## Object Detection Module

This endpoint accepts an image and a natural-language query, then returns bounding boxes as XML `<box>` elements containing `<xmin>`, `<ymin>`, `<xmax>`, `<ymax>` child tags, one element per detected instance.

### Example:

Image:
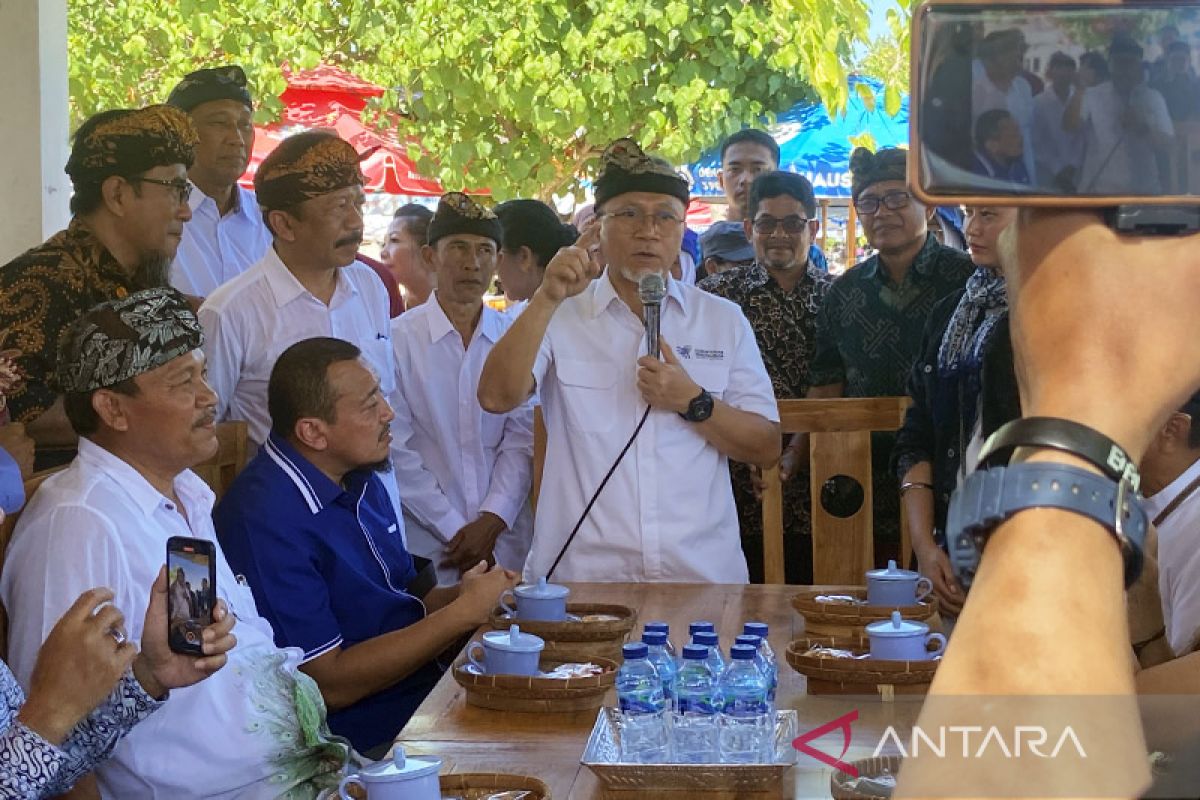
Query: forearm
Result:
<box><xmin>421</xmin><ymin>584</ymin><xmax>461</xmax><ymax>613</ymax></box>
<box><xmin>300</xmin><ymin>602</ymin><xmax>479</xmax><ymax>710</ymax></box>
<box><xmin>478</xmin><ymin>292</ymin><xmax>557</xmax><ymax>413</ymax></box>
<box><xmin>899</xmin><ymin>461</ymin><xmax>937</xmax><ymax>552</ymax></box>
<box><xmin>24</xmin><ymin>399</ymin><xmax>77</xmax><ymax>450</ymax></box>
<box><xmin>1137</xmin><ymin>650</ymin><xmax>1200</xmax><ymax>694</ymax></box>
<box><xmin>695</xmin><ymin>403</ymin><xmax>780</xmax><ymax>468</ymax></box>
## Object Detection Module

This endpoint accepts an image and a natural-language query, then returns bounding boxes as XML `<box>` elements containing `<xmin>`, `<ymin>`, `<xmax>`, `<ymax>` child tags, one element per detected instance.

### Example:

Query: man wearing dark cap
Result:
<box><xmin>1</xmin><ymin>287</ymin><xmax>348</xmax><ymax>797</ymax></box>
<box><xmin>479</xmin><ymin>138</ymin><xmax>780</xmax><ymax>583</ymax></box>
<box><xmin>0</xmin><ymin>105</ymin><xmax>197</xmax><ymax>468</ymax></box>
<box><xmin>198</xmin><ymin>129</ymin><xmax>406</xmax><ymax>513</ymax></box>
<box><xmin>166</xmin><ymin>65</ymin><xmax>271</xmax><ymax>299</ymax></box>
<box><xmin>699</xmin><ymin>171</ymin><xmax>833</xmax><ymax>583</ymax></box>
<box><xmin>699</xmin><ymin>221</ymin><xmax>755</xmax><ymax>276</ymax></box>
<box><xmin>807</xmin><ymin>147</ymin><xmax>972</xmax><ymax>561</ymax></box>
<box><xmin>390</xmin><ymin>193</ymin><xmax>535</xmax><ymax>584</ymax></box>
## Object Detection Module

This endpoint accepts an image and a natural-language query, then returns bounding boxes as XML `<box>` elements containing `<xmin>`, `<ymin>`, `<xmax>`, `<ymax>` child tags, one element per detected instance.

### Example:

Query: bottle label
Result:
<box><xmin>677</xmin><ymin>697</ymin><xmax>716</xmax><ymax>714</ymax></box>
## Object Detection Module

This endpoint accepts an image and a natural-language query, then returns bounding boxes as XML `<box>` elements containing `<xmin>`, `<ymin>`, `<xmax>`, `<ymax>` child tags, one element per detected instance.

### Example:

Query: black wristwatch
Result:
<box><xmin>679</xmin><ymin>389</ymin><xmax>714</xmax><ymax>422</ymax></box>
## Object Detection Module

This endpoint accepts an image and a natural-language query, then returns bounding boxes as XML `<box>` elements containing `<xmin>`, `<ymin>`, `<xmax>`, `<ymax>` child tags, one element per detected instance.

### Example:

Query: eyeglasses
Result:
<box><xmin>129</xmin><ymin>176</ymin><xmax>191</xmax><ymax>205</ymax></box>
<box><xmin>752</xmin><ymin>215</ymin><xmax>810</xmax><ymax>234</ymax></box>
<box><xmin>602</xmin><ymin>208</ymin><xmax>685</xmax><ymax>231</ymax></box>
<box><xmin>853</xmin><ymin>190</ymin><xmax>912</xmax><ymax>215</ymax></box>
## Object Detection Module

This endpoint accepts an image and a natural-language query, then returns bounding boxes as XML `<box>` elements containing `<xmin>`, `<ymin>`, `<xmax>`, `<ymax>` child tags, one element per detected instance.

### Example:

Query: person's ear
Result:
<box><xmin>743</xmin><ymin>217</ymin><xmax>754</xmax><ymax>242</ymax></box>
<box><xmin>420</xmin><ymin>243</ymin><xmax>437</xmax><ymax>270</ymax></box>
<box><xmin>101</xmin><ymin>175</ymin><xmax>131</xmax><ymax>218</ymax></box>
<box><xmin>293</xmin><ymin>417</ymin><xmax>329</xmax><ymax>452</ymax></box>
<box><xmin>267</xmin><ymin>209</ymin><xmax>298</xmax><ymax>243</ymax></box>
<box><xmin>518</xmin><ymin>245</ymin><xmax>537</xmax><ymax>274</ymax></box>
<box><xmin>92</xmin><ymin>389</ymin><xmax>132</xmax><ymax>433</ymax></box>
<box><xmin>1160</xmin><ymin>412</ymin><xmax>1193</xmax><ymax>452</ymax></box>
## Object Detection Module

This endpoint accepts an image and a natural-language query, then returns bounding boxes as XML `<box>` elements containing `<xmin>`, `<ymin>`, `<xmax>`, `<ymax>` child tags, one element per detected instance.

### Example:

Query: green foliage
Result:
<box><xmin>855</xmin><ymin>1</ymin><xmax>911</xmax><ymax>111</ymax></box>
<box><xmin>70</xmin><ymin>0</ymin><xmax>896</xmax><ymax>199</ymax></box>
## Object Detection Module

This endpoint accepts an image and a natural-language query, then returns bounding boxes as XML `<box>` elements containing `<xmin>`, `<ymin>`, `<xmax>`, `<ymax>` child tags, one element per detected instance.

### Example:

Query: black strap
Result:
<box><xmin>979</xmin><ymin>417</ymin><xmax>1141</xmax><ymax>492</ymax></box>
<box><xmin>546</xmin><ymin>406</ymin><xmax>652</xmax><ymax>581</ymax></box>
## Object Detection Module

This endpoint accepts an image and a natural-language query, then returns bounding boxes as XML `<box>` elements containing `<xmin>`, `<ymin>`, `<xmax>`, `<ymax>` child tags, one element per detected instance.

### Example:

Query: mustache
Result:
<box><xmin>193</xmin><ymin>408</ymin><xmax>217</xmax><ymax>429</ymax></box>
<box><xmin>336</xmin><ymin>232</ymin><xmax>363</xmax><ymax>249</ymax></box>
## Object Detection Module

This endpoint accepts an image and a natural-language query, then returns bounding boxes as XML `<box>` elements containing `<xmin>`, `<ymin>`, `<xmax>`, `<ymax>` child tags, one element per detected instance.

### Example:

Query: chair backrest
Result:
<box><xmin>0</xmin><ymin>468</ymin><xmax>63</xmax><ymax>661</ymax></box>
<box><xmin>760</xmin><ymin>397</ymin><xmax>910</xmax><ymax>585</ymax></box>
<box><xmin>192</xmin><ymin>421</ymin><xmax>249</xmax><ymax>502</ymax></box>
<box><xmin>532</xmin><ymin>407</ymin><xmax>547</xmax><ymax>513</ymax></box>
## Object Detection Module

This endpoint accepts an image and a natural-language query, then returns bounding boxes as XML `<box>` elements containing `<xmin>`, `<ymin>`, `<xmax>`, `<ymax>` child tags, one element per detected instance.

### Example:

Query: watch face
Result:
<box><xmin>687</xmin><ymin>390</ymin><xmax>714</xmax><ymax>422</ymax></box>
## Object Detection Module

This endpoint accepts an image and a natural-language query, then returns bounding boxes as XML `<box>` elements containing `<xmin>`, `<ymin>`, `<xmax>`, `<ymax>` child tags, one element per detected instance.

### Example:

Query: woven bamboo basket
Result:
<box><xmin>786</xmin><ymin>636</ymin><xmax>937</xmax><ymax>696</ymax></box>
<box><xmin>488</xmin><ymin>603</ymin><xmax>636</xmax><ymax>664</ymax></box>
<box><xmin>829</xmin><ymin>755</ymin><xmax>903</xmax><ymax>800</ymax></box>
<box><xmin>452</xmin><ymin>655</ymin><xmax>616</xmax><ymax>713</ymax></box>
<box><xmin>439</xmin><ymin>772</ymin><xmax>551</xmax><ymax>799</ymax></box>
<box><xmin>792</xmin><ymin>589</ymin><xmax>940</xmax><ymax>639</ymax></box>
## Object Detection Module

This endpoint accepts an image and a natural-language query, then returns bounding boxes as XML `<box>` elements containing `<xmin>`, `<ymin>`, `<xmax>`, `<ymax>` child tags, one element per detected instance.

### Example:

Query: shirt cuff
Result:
<box><xmin>114</xmin><ymin>669</ymin><xmax>167</xmax><ymax>724</ymax></box>
<box><xmin>480</xmin><ymin>494</ymin><xmax>520</xmax><ymax>531</ymax></box>
<box><xmin>0</xmin><ymin>722</ymin><xmax>66</xmax><ymax>796</ymax></box>
<box><xmin>433</xmin><ymin>507</ymin><xmax>470</xmax><ymax>544</ymax></box>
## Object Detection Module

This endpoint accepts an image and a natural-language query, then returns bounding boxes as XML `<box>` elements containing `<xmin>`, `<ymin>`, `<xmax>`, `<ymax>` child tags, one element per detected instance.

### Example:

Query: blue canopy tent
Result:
<box><xmin>684</xmin><ymin>76</ymin><xmax>909</xmax><ymax>200</ymax></box>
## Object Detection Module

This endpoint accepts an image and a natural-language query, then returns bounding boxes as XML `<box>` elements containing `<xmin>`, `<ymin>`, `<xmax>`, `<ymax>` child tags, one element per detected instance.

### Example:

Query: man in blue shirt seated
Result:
<box><xmin>214</xmin><ymin>336</ymin><xmax>517</xmax><ymax>755</ymax></box>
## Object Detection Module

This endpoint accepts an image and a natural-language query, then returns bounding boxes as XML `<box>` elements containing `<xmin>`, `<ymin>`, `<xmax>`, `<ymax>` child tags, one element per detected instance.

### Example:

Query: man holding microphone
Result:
<box><xmin>479</xmin><ymin>138</ymin><xmax>780</xmax><ymax>583</ymax></box>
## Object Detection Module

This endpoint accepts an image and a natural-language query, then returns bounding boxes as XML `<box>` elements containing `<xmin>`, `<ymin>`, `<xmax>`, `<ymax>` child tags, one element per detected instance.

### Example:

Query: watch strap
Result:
<box><xmin>946</xmin><ymin>462</ymin><xmax>1147</xmax><ymax>590</ymax></box>
<box><xmin>979</xmin><ymin>417</ymin><xmax>1141</xmax><ymax>492</ymax></box>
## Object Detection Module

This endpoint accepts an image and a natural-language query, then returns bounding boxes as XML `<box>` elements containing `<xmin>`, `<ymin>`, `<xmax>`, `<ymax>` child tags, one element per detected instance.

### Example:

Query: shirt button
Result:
<box><xmin>165</xmin><ymin>503</ymin><xmax>175</xmax><ymax>511</ymax></box>
<box><xmin>947</xmin><ymin>448</ymin><xmax>956</xmax><ymax>458</ymax></box>
<box><xmin>923</xmin><ymin>364</ymin><xmax>933</xmax><ymax>374</ymax></box>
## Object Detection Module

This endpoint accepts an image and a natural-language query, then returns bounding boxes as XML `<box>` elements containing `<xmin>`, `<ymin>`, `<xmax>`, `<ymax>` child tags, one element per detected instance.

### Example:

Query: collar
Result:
<box><xmin>424</xmin><ymin>293</ymin><xmax>507</xmax><ymax>345</ymax></box>
<box><xmin>262</xmin><ymin>433</ymin><xmax>351</xmax><ymax>515</ymax></box>
<box><xmin>185</xmin><ymin>183</ymin><xmax>255</xmax><ymax>220</ymax></box>
<box><xmin>589</xmin><ymin>269</ymin><xmax>687</xmax><ymax>319</ymax></box>
<box><xmin>261</xmin><ymin>246</ymin><xmax>359</xmax><ymax>309</ymax></box>
<box><xmin>64</xmin><ymin>218</ymin><xmax>135</xmax><ymax>287</ymax></box>
<box><xmin>746</xmin><ymin>261</ymin><xmax>822</xmax><ymax>292</ymax></box>
<box><xmin>1145</xmin><ymin>455</ymin><xmax>1200</xmax><ymax>518</ymax></box>
<box><xmin>862</xmin><ymin>232</ymin><xmax>939</xmax><ymax>281</ymax></box>
<box><xmin>75</xmin><ymin>437</ymin><xmax>214</xmax><ymax>519</ymax></box>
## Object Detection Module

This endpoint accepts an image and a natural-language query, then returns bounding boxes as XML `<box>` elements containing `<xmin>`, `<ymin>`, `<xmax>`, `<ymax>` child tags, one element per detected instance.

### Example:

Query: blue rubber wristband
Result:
<box><xmin>946</xmin><ymin>462</ymin><xmax>1147</xmax><ymax>590</ymax></box>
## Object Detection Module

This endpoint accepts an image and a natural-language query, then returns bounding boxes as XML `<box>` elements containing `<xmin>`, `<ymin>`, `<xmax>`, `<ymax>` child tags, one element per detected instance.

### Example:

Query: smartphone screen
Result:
<box><xmin>166</xmin><ymin>536</ymin><xmax>216</xmax><ymax>656</ymax></box>
<box><xmin>914</xmin><ymin>2</ymin><xmax>1200</xmax><ymax>202</ymax></box>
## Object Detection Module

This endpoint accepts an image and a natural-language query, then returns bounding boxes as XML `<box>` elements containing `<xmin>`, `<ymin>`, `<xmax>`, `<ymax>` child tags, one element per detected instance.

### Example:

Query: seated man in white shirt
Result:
<box><xmin>1141</xmin><ymin>391</ymin><xmax>1200</xmax><ymax>657</ymax></box>
<box><xmin>478</xmin><ymin>138</ymin><xmax>781</xmax><ymax>583</ymax></box>
<box><xmin>391</xmin><ymin>193</ymin><xmax>535</xmax><ymax>584</ymax></box>
<box><xmin>1</xmin><ymin>288</ymin><xmax>347</xmax><ymax>799</ymax></box>
<box><xmin>199</xmin><ymin>130</ymin><xmax>405</xmax><ymax>516</ymax></box>
<box><xmin>166</xmin><ymin>65</ymin><xmax>271</xmax><ymax>300</ymax></box>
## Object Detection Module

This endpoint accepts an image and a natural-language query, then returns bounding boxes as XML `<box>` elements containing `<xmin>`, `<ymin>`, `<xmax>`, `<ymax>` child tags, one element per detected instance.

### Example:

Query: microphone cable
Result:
<box><xmin>545</xmin><ymin>404</ymin><xmax>652</xmax><ymax>581</ymax></box>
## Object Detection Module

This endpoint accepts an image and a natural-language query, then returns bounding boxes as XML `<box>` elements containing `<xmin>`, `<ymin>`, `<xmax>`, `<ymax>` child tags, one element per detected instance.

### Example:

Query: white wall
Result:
<box><xmin>0</xmin><ymin>0</ymin><xmax>70</xmax><ymax>262</ymax></box>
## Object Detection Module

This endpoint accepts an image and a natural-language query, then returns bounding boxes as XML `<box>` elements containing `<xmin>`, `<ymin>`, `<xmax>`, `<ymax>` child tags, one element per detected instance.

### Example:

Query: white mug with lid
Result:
<box><xmin>337</xmin><ymin>746</ymin><xmax>442</xmax><ymax>800</ymax></box>
<box><xmin>499</xmin><ymin>575</ymin><xmax>570</xmax><ymax>621</ymax></box>
<box><xmin>865</xmin><ymin>559</ymin><xmax>934</xmax><ymax>607</ymax></box>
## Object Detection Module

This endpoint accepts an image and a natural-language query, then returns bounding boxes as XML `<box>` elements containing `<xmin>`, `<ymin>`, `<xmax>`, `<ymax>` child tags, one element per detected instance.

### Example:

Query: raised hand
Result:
<box><xmin>537</xmin><ymin>224</ymin><xmax>602</xmax><ymax>304</ymax></box>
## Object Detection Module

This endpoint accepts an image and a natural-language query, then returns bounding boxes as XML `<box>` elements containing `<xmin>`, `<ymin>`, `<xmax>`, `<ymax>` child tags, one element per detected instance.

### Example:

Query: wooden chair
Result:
<box><xmin>0</xmin><ymin>468</ymin><xmax>63</xmax><ymax>661</ymax></box>
<box><xmin>760</xmin><ymin>397</ymin><xmax>910</xmax><ymax>585</ymax></box>
<box><xmin>532</xmin><ymin>407</ymin><xmax>547</xmax><ymax>513</ymax></box>
<box><xmin>192</xmin><ymin>420</ymin><xmax>249</xmax><ymax>502</ymax></box>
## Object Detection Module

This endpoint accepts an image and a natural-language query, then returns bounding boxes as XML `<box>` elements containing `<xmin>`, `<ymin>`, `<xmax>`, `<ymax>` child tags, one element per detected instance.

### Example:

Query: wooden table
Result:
<box><xmin>395</xmin><ymin>583</ymin><xmax>921</xmax><ymax>798</ymax></box>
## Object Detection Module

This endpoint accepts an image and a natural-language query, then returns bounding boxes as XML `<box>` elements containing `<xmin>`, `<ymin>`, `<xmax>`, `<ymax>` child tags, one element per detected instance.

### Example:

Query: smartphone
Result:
<box><xmin>166</xmin><ymin>536</ymin><xmax>216</xmax><ymax>656</ymax></box>
<box><xmin>910</xmin><ymin>0</ymin><xmax>1200</xmax><ymax>207</ymax></box>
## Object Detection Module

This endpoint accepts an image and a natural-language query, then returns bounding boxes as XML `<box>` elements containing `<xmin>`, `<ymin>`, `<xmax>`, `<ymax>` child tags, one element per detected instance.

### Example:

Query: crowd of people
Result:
<box><xmin>0</xmin><ymin>51</ymin><xmax>1196</xmax><ymax>799</ymax></box>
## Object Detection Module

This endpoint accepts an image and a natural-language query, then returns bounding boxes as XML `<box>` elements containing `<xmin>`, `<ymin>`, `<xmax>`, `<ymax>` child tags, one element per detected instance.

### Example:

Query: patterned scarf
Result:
<box><xmin>936</xmin><ymin>266</ymin><xmax>1008</xmax><ymax>433</ymax></box>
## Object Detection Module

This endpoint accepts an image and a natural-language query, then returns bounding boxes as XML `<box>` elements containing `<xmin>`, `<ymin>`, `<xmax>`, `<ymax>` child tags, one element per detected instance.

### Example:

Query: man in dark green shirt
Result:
<box><xmin>806</xmin><ymin>147</ymin><xmax>973</xmax><ymax>560</ymax></box>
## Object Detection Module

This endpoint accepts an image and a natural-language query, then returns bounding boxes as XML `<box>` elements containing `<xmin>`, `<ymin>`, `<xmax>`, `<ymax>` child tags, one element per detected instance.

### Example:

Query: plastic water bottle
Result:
<box><xmin>642</xmin><ymin>629</ymin><xmax>678</xmax><ymax>710</ymax></box>
<box><xmin>616</xmin><ymin>642</ymin><xmax>670</xmax><ymax>763</ymax></box>
<box><xmin>743</xmin><ymin>622</ymin><xmax>778</xmax><ymax>701</ymax></box>
<box><xmin>644</xmin><ymin>621</ymin><xmax>676</xmax><ymax>659</ymax></box>
<box><xmin>671</xmin><ymin>644</ymin><xmax>720</xmax><ymax>763</ymax></box>
<box><xmin>717</xmin><ymin>644</ymin><xmax>774</xmax><ymax>763</ymax></box>
<box><xmin>688</xmin><ymin>620</ymin><xmax>715</xmax><ymax>640</ymax></box>
<box><xmin>692</xmin><ymin>630</ymin><xmax>725</xmax><ymax>678</ymax></box>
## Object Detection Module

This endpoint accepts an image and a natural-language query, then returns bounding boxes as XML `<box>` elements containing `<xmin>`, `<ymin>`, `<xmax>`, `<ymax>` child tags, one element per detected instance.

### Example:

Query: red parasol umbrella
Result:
<box><xmin>240</xmin><ymin>64</ymin><xmax>446</xmax><ymax>196</ymax></box>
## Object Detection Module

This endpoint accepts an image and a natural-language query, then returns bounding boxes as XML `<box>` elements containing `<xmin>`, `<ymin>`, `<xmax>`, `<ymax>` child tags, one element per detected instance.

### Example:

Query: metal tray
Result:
<box><xmin>580</xmin><ymin>707</ymin><xmax>797</xmax><ymax>792</ymax></box>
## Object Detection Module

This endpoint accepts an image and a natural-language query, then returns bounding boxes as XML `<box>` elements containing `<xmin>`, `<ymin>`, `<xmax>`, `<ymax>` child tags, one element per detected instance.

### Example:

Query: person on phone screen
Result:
<box><xmin>1</xmin><ymin>287</ymin><xmax>350</xmax><ymax>798</ymax></box>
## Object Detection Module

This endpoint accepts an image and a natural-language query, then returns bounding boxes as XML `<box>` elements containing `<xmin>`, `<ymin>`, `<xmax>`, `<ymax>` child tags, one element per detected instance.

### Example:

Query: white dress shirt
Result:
<box><xmin>170</xmin><ymin>184</ymin><xmax>271</xmax><ymax>297</ymax></box>
<box><xmin>1145</xmin><ymin>456</ymin><xmax>1200</xmax><ymax>655</ymax></box>
<box><xmin>971</xmin><ymin>60</ymin><xmax>1037</xmax><ymax>180</ymax></box>
<box><xmin>525</xmin><ymin>271</ymin><xmax>778</xmax><ymax>583</ymax></box>
<box><xmin>1077</xmin><ymin>81</ymin><xmax>1174</xmax><ymax>194</ymax></box>
<box><xmin>390</xmin><ymin>295</ymin><xmax>534</xmax><ymax>583</ymax></box>
<box><xmin>0</xmin><ymin>439</ymin><xmax>342</xmax><ymax>799</ymax></box>
<box><xmin>1032</xmin><ymin>86</ymin><xmax>1084</xmax><ymax>184</ymax></box>
<box><xmin>198</xmin><ymin>247</ymin><xmax>406</xmax><ymax>522</ymax></box>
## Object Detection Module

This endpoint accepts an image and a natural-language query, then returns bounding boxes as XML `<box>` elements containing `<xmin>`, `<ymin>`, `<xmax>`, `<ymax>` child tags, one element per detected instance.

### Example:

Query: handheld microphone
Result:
<box><xmin>638</xmin><ymin>273</ymin><xmax>666</xmax><ymax>359</ymax></box>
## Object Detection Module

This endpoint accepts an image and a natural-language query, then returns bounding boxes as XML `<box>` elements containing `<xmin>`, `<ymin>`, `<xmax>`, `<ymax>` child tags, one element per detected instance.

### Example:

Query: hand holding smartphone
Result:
<box><xmin>166</xmin><ymin>536</ymin><xmax>217</xmax><ymax>656</ymax></box>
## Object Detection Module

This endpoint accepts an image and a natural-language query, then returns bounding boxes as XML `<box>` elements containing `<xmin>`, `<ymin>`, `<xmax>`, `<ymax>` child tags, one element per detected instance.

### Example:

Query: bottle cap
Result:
<box><xmin>642</xmin><ymin>630</ymin><xmax>668</xmax><ymax>646</ymax></box>
<box><xmin>730</xmin><ymin>644</ymin><xmax>757</xmax><ymax>660</ymax></box>
<box><xmin>622</xmin><ymin>642</ymin><xmax>649</xmax><ymax>660</ymax></box>
<box><xmin>693</xmin><ymin>631</ymin><xmax>720</xmax><ymax>647</ymax></box>
<box><xmin>681</xmin><ymin>644</ymin><xmax>708</xmax><ymax>660</ymax></box>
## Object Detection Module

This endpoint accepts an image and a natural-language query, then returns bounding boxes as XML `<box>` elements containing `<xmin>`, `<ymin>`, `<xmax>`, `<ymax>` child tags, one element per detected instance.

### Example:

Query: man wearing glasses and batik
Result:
<box><xmin>0</xmin><ymin>105</ymin><xmax>197</xmax><ymax>469</ymax></box>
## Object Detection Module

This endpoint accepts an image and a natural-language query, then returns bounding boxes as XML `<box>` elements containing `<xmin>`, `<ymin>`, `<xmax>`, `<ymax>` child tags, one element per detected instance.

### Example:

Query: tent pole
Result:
<box><xmin>819</xmin><ymin>199</ymin><xmax>828</xmax><ymax>251</ymax></box>
<box><xmin>847</xmin><ymin>202</ymin><xmax>858</xmax><ymax>264</ymax></box>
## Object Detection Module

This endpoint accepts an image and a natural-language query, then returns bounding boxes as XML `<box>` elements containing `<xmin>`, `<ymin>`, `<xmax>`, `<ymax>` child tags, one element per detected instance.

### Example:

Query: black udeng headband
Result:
<box><xmin>978</xmin><ymin>417</ymin><xmax>1141</xmax><ymax>493</ymax></box>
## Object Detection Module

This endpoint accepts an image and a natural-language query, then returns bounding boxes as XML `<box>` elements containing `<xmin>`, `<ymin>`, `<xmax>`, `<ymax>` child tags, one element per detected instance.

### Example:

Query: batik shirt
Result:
<box><xmin>0</xmin><ymin>664</ymin><xmax>161</xmax><ymax>799</ymax></box>
<box><xmin>0</xmin><ymin>219</ymin><xmax>137</xmax><ymax>423</ymax></box>
<box><xmin>809</xmin><ymin>233</ymin><xmax>973</xmax><ymax>544</ymax></box>
<box><xmin>698</xmin><ymin>261</ymin><xmax>832</xmax><ymax>550</ymax></box>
